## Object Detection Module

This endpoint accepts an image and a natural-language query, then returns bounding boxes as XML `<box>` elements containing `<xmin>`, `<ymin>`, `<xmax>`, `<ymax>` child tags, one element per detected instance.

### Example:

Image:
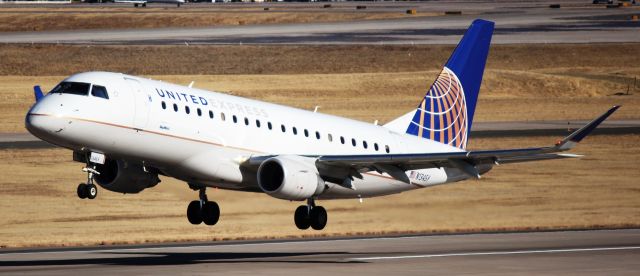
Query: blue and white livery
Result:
<box><xmin>25</xmin><ymin>19</ymin><xmax>619</xmax><ymax>231</ymax></box>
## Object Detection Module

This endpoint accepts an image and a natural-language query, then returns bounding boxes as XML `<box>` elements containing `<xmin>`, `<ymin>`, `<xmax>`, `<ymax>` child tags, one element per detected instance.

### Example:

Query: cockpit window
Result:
<box><xmin>51</xmin><ymin>82</ymin><xmax>90</xmax><ymax>96</ymax></box>
<box><xmin>91</xmin><ymin>85</ymin><xmax>109</xmax><ymax>99</ymax></box>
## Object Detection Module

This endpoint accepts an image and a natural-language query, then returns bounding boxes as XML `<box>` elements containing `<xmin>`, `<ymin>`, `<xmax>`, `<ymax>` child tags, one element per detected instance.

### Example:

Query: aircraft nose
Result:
<box><xmin>25</xmin><ymin>101</ymin><xmax>68</xmax><ymax>142</ymax></box>
<box><xmin>25</xmin><ymin>113</ymin><xmax>66</xmax><ymax>139</ymax></box>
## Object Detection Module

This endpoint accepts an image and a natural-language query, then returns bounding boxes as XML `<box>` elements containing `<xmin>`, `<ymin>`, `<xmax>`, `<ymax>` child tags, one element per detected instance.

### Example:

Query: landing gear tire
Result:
<box><xmin>310</xmin><ymin>206</ymin><xmax>327</xmax><ymax>230</ymax></box>
<box><xmin>78</xmin><ymin>158</ymin><xmax>100</xmax><ymax>200</ymax></box>
<box><xmin>187</xmin><ymin>188</ymin><xmax>220</xmax><ymax>226</ymax></box>
<box><xmin>294</xmin><ymin>200</ymin><xmax>327</xmax><ymax>231</ymax></box>
<box><xmin>86</xmin><ymin>184</ymin><xmax>97</xmax><ymax>200</ymax></box>
<box><xmin>77</xmin><ymin>183</ymin><xmax>88</xmax><ymax>199</ymax></box>
<box><xmin>294</xmin><ymin>205</ymin><xmax>311</xmax><ymax>230</ymax></box>
<box><xmin>202</xmin><ymin>201</ymin><xmax>220</xmax><ymax>226</ymax></box>
<box><xmin>187</xmin><ymin>200</ymin><xmax>202</xmax><ymax>225</ymax></box>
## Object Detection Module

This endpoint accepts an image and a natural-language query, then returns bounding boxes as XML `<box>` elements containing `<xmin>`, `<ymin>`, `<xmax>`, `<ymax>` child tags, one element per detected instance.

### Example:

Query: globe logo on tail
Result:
<box><xmin>407</xmin><ymin>67</ymin><xmax>468</xmax><ymax>149</ymax></box>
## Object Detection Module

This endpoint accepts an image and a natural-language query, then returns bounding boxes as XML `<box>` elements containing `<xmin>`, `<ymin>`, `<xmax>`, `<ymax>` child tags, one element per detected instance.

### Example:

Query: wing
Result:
<box><xmin>247</xmin><ymin>106</ymin><xmax>619</xmax><ymax>184</ymax></box>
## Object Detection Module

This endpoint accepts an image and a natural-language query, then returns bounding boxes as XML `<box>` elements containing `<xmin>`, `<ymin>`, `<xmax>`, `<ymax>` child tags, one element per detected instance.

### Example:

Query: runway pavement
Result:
<box><xmin>468</xmin><ymin>119</ymin><xmax>640</xmax><ymax>138</ymax></box>
<box><xmin>3</xmin><ymin>120</ymin><xmax>639</xmax><ymax>149</ymax></box>
<box><xmin>1</xmin><ymin>229</ymin><xmax>639</xmax><ymax>275</ymax></box>
<box><xmin>0</xmin><ymin>1</ymin><xmax>638</xmax><ymax>45</ymax></box>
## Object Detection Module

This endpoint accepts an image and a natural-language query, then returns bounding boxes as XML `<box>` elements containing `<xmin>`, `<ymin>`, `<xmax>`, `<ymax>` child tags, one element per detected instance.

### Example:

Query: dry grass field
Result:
<box><xmin>1</xmin><ymin>44</ymin><xmax>639</xmax><ymax>132</ymax></box>
<box><xmin>0</xmin><ymin>6</ymin><xmax>433</xmax><ymax>32</ymax></box>
<box><xmin>2</xmin><ymin>44</ymin><xmax>638</xmax><ymax>75</ymax></box>
<box><xmin>1</xmin><ymin>134</ymin><xmax>638</xmax><ymax>248</ymax></box>
<box><xmin>0</xmin><ymin>43</ymin><xmax>639</xmax><ymax>247</ymax></box>
<box><xmin>2</xmin><ymin>72</ymin><xmax>638</xmax><ymax>133</ymax></box>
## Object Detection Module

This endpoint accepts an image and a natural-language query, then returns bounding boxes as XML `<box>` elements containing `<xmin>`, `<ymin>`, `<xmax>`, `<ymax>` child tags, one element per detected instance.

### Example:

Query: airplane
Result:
<box><xmin>114</xmin><ymin>0</ymin><xmax>185</xmax><ymax>8</ymax></box>
<box><xmin>25</xmin><ymin>19</ymin><xmax>619</xmax><ymax>231</ymax></box>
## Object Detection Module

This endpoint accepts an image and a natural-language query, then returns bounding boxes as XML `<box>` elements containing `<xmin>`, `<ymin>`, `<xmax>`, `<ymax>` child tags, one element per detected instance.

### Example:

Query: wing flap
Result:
<box><xmin>496</xmin><ymin>153</ymin><xmax>582</xmax><ymax>164</ymax></box>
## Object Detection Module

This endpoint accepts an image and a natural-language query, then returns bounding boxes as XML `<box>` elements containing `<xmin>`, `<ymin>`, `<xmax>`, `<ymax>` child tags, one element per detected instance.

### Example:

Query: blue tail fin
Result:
<box><xmin>405</xmin><ymin>19</ymin><xmax>494</xmax><ymax>149</ymax></box>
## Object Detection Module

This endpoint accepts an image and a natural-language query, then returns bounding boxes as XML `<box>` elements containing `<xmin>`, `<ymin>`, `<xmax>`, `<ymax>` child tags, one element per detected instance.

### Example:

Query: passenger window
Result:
<box><xmin>281</xmin><ymin>124</ymin><xmax>286</xmax><ymax>133</ymax></box>
<box><xmin>340</xmin><ymin>136</ymin><xmax>345</xmax><ymax>144</ymax></box>
<box><xmin>209</xmin><ymin>110</ymin><xmax>214</xmax><ymax>119</ymax></box>
<box><xmin>197</xmin><ymin>108</ymin><xmax>202</xmax><ymax>117</ymax></box>
<box><xmin>233</xmin><ymin>115</ymin><xmax>237</xmax><ymax>123</ymax></box>
<box><xmin>328</xmin><ymin>134</ymin><xmax>333</xmax><ymax>142</ymax></box>
<box><xmin>363</xmin><ymin>141</ymin><xmax>368</xmax><ymax>149</ymax></box>
<box><xmin>315</xmin><ymin>131</ymin><xmax>320</xmax><ymax>140</ymax></box>
<box><xmin>256</xmin><ymin>120</ymin><xmax>261</xmax><ymax>128</ymax></box>
<box><xmin>351</xmin><ymin>138</ymin><xmax>356</xmax><ymax>147</ymax></box>
<box><xmin>221</xmin><ymin>112</ymin><xmax>226</xmax><ymax>121</ymax></box>
<box><xmin>304</xmin><ymin>129</ymin><xmax>309</xmax><ymax>137</ymax></box>
<box><xmin>244</xmin><ymin>117</ymin><xmax>249</xmax><ymax>126</ymax></box>
<box><xmin>161</xmin><ymin>101</ymin><xmax>166</xmax><ymax>110</ymax></box>
<box><xmin>293</xmin><ymin>127</ymin><xmax>298</xmax><ymax>135</ymax></box>
<box><xmin>185</xmin><ymin>106</ymin><xmax>190</xmax><ymax>114</ymax></box>
<box><xmin>267</xmin><ymin>122</ymin><xmax>272</xmax><ymax>130</ymax></box>
<box><xmin>51</xmin><ymin>82</ymin><xmax>90</xmax><ymax>96</ymax></box>
<box><xmin>374</xmin><ymin>143</ymin><xmax>379</xmax><ymax>151</ymax></box>
<box><xmin>385</xmin><ymin>145</ymin><xmax>390</xmax><ymax>153</ymax></box>
<box><xmin>173</xmin><ymin>103</ymin><xmax>178</xmax><ymax>112</ymax></box>
<box><xmin>91</xmin><ymin>85</ymin><xmax>109</xmax><ymax>99</ymax></box>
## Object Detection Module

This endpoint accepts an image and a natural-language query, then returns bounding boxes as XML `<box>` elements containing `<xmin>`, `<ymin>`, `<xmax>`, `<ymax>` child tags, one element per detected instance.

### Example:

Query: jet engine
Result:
<box><xmin>94</xmin><ymin>159</ymin><xmax>160</xmax><ymax>194</ymax></box>
<box><xmin>257</xmin><ymin>155</ymin><xmax>325</xmax><ymax>201</ymax></box>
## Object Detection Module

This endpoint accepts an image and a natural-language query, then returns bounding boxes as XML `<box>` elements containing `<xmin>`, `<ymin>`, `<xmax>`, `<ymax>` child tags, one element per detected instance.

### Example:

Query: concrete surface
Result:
<box><xmin>1</xmin><ymin>229</ymin><xmax>639</xmax><ymax>275</ymax></box>
<box><xmin>0</xmin><ymin>1</ymin><xmax>638</xmax><ymax>45</ymax></box>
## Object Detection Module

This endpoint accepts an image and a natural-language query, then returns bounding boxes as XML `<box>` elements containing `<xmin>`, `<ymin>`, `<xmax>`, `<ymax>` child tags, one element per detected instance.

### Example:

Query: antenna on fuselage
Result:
<box><xmin>313</xmin><ymin>106</ymin><xmax>320</xmax><ymax>113</ymax></box>
<box><xmin>188</xmin><ymin>81</ymin><xmax>195</xmax><ymax>88</ymax></box>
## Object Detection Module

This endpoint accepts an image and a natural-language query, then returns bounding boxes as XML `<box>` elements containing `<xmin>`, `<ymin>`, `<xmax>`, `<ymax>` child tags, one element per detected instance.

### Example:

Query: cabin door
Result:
<box><xmin>125</xmin><ymin>77</ymin><xmax>150</xmax><ymax>129</ymax></box>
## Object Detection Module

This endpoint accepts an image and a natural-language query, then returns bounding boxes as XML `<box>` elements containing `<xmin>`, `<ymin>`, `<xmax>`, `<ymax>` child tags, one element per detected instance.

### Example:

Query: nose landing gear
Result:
<box><xmin>77</xmin><ymin>165</ymin><xmax>99</xmax><ymax>200</ymax></box>
<box><xmin>294</xmin><ymin>198</ymin><xmax>327</xmax><ymax>230</ymax></box>
<box><xmin>187</xmin><ymin>187</ymin><xmax>220</xmax><ymax>226</ymax></box>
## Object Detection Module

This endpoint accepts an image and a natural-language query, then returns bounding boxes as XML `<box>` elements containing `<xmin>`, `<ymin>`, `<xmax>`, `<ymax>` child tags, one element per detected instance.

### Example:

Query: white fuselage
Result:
<box><xmin>26</xmin><ymin>72</ymin><xmax>474</xmax><ymax>199</ymax></box>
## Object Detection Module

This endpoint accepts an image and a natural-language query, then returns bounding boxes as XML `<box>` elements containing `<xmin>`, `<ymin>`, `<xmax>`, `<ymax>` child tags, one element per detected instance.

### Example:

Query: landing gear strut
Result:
<box><xmin>77</xmin><ymin>163</ymin><xmax>99</xmax><ymax>200</ymax></box>
<box><xmin>187</xmin><ymin>188</ymin><xmax>220</xmax><ymax>226</ymax></box>
<box><xmin>294</xmin><ymin>198</ymin><xmax>327</xmax><ymax>230</ymax></box>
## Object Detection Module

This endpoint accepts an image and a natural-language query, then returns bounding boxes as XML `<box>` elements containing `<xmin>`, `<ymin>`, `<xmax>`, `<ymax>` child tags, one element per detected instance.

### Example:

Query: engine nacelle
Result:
<box><xmin>94</xmin><ymin>159</ymin><xmax>160</xmax><ymax>194</ymax></box>
<box><xmin>257</xmin><ymin>155</ymin><xmax>325</xmax><ymax>201</ymax></box>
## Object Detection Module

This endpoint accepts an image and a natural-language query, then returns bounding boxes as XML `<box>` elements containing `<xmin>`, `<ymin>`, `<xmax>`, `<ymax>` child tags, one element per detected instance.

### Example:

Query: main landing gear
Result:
<box><xmin>294</xmin><ymin>198</ymin><xmax>327</xmax><ymax>230</ymax></box>
<box><xmin>77</xmin><ymin>164</ymin><xmax>99</xmax><ymax>200</ymax></box>
<box><xmin>187</xmin><ymin>188</ymin><xmax>220</xmax><ymax>226</ymax></box>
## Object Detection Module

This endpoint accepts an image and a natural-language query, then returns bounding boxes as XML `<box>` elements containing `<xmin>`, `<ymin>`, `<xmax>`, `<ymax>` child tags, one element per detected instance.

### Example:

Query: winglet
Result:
<box><xmin>34</xmin><ymin>85</ymin><xmax>44</xmax><ymax>102</ymax></box>
<box><xmin>556</xmin><ymin>105</ymin><xmax>621</xmax><ymax>150</ymax></box>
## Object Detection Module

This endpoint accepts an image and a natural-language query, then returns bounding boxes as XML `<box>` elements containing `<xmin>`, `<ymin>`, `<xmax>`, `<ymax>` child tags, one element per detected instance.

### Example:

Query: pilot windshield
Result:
<box><xmin>50</xmin><ymin>82</ymin><xmax>109</xmax><ymax>99</ymax></box>
<box><xmin>91</xmin><ymin>85</ymin><xmax>109</xmax><ymax>99</ymax></box>
<box><xmin>51</xmin><ymin>82</ymin><xmax>90</xmax><ymax>96</ymax></box>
